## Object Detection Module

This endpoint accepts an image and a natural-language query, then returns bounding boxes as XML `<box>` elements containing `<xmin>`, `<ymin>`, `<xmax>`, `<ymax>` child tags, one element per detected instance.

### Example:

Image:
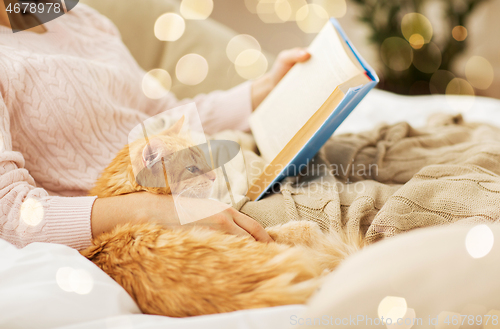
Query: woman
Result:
<box><xmin>0</xmin><ymin>1</ymin><xmax>310</xmax><ymax>249</ymax></box>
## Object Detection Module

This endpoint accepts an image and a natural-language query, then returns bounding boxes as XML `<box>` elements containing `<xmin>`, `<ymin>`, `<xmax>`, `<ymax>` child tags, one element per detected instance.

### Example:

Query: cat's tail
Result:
<box><xmin>233</xmin><ymin>246</ymin><xmax>325</xmax><ymax>309</ymax></box>
<box><xmin>311</xmin><ymin>228</ymin><xmax>365</xmax><ymax>272</ymax></box>
<box><xmin>266</xmin><ymin>221</ymin><xmax>365</xmax><ymax>273</ymax></box>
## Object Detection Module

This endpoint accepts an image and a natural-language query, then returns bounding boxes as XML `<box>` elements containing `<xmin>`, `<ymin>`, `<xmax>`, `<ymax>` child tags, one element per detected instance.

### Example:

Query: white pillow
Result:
<box><xmin>0</xmin><ymin>239</ymin><xmax>140</xmax><ymax>329</ymax></box>
<box><xmin>337</xmin><ymin>89</ymin><xmax>500</xmax><ymax>135</ymax></box>
<box><xmin>297</xmin><ymin>224</ymin><xmax>500</xmax><ymax>328</ymax></box>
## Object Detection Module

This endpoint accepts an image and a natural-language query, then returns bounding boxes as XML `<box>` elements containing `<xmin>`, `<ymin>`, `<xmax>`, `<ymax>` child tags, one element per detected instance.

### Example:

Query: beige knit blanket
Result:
<box><xmin>230</xmin><ymin>113</ymin><xmax>500</xmax><ymax>244</ymax></box>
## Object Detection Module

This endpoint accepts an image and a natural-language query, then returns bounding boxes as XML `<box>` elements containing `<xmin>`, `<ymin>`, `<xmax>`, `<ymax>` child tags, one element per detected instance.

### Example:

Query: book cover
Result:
<box><xmin>247</xmin><ymin>18</ymin><xmax>379</xmax><ymax>201</ymax></box>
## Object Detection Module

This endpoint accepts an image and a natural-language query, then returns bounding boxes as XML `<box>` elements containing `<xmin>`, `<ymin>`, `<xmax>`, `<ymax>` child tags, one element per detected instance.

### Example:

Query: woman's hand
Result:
<box><xmin>251</xmin><ymin>48</ymin><xmax>311</xmax><ymax>109</ymax></box>
<box><xmin>91</xmin><ymin>192</ymin><xmax>273</xmax><ymax>242</ymax></box>
<box><xmin>181</xmin><ymin>201</ymin><xmax>273</xmax><ymax>242</ymax></box>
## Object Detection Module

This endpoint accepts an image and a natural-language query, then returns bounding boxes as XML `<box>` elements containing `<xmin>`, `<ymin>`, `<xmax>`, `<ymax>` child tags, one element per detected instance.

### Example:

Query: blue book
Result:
<box><xmin>247</xmin><ymin>18</ymin><xmax>379</xmax><ymax>201</ymax></box>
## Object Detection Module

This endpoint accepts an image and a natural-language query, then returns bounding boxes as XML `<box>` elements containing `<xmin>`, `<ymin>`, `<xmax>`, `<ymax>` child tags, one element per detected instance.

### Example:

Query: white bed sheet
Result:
<box><xmin>2</xmin><ymin>90</ymin><xmax>500</xmax><ymax>329</ymax></box>
<box><xmin>53</xmin><ymin>305</ymin><xmax>307</xmax><ymax>329</ymax></box>
<box><xmin>337</xmin><ymin>89</ymin><xmax>500</xmax><ymax>135</ymax></box>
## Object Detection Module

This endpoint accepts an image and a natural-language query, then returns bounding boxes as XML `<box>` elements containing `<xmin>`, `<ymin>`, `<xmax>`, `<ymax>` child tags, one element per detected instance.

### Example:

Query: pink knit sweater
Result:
<box><xmin>0</xmin><ymin>4</ymin><xmax>252</xmax><ymax>250</ymax></box>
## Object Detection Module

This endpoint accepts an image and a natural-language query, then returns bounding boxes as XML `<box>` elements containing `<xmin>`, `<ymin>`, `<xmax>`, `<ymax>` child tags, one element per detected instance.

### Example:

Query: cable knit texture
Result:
<box><xmin>0</xmin><ymin>4</ymin><xmax>253</xmax><ymax>250</ymax></box>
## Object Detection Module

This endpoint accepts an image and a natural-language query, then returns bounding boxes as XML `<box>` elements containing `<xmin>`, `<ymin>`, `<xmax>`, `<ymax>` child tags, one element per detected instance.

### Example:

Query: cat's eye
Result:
<box><xmin>186</xmin><ymin>166</ymin><xmax>199</xmax><ymax>174</ymax></box>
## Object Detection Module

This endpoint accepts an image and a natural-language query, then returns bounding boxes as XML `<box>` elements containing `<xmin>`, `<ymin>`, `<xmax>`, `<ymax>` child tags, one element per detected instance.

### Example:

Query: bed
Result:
<box><xmin>2</xmin><ymin>90</ymin><xmax>500</xmax><ymax>329</ymax></box>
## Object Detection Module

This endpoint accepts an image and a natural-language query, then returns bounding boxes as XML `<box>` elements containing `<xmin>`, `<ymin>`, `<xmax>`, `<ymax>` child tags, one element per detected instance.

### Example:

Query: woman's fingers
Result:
<box><xmin>226</xmin><ymin>222</ymin><xmax>254</xmax><ymax>239</ymax></box>
<box><xmin>168</xmin><ymin>197</ymin><xmax>273</xmax><ymax>242</ymax></box>
<box><xmin>231</xmin><ymin>210</ymin><xmax>274</xmax><ymax>243</ymax></box>
<box><xmin>277</xmin><ymin>47</ymin><xmax>311</xmax><ymax>66</ymax></box>
<box><xmin>270</xmin><ymin>47</ymin><xmax>311</xmax><ymax>85</ymax></box>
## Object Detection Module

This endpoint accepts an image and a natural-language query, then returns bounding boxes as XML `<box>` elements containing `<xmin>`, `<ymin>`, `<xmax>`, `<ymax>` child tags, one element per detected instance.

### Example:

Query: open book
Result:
<box><xmin>247</xmin><ymin>18</ymin><xmax>379</xmax><ymax>201</ymax></box>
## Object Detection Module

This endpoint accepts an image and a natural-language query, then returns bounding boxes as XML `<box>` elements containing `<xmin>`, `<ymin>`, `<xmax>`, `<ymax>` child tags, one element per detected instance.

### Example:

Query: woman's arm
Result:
<box><xmin>0</xmin><ymin>94</ymin><xmax>96</xmax><ymax>250</ymax></box>
<box><xmin>91</xmin><ymin>192</ymin><xmax>273</xmax><ymax>242</ymax></box>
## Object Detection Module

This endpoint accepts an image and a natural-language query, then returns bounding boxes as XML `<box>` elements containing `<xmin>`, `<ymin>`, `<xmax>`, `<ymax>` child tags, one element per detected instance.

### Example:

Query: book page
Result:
<box><xmin>250</xmin><ymin>22</ymin><xmax>363</xmax><ymax>162</ymax></box>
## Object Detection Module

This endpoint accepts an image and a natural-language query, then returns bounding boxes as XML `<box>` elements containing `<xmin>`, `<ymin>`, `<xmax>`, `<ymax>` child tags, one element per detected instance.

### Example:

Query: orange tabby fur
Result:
<box><xmin>81</xmin><ymin>118</ymin><xmax>364</xmax><ymax>317</ymax></box>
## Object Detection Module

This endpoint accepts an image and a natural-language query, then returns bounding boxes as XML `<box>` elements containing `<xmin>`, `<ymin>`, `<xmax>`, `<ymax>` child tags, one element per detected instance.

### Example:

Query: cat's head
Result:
<box><xmin>90</xmin><ymin>116</ymin><xmax>216</xmax><ymax>199</ymax></box>
<box><xmin>128</xmin><ymin>116</ymin><xmax>216</xmax><ymax>199</ymax></box>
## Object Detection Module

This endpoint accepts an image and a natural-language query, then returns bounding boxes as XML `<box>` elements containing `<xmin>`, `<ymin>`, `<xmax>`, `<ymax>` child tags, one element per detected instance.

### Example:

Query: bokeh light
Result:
<box><xmin>20</xmin><ymin>198</ymin><xmax>44</xmax><ymax>226</ymax></box>
<box><xmin>446</xmin><ymin>78</ymin><xmax>475</xmax><ymax>96</ymax></box>
<box><xmin>465</xmin><ymin>224</ymin><xmax>494</xmax><ymax>259</ymax></box>
<box><xmin>452</xmin><ymin>25</ymin><xmax>468</xmax><ymax>41</ymax></box>
<box><xmin>70</xmin><ymin>269</ymin><xmax>94</xmax><ymax>294</ymax></box>
<box><xmin>409</xmin><ymin>34</ymin><xmax>424</xmax><ymax>49</ymax></box>
<box><xmin>180</xmin><ymin>0</ymin><xmax>213</xmax><ymax>20</ymax></box>
<box><xmin>446</xmin><ymin>78</ymin><xmax>475</xmax><ymax>111</ymax></box>
<box><xmin>287</xmin><ymin>0</ymin><xmax>308</xmax><ymax>21</ymax></box>
<box><xmin>142</xmin><ymin>69</ymin><xmax>172</xmax><ymax>99</ymax></box>
<box><xmin>390</xmin><ymin>308</ymin><xmax>417</xmax><ymax>329</ymax></box>
<box><xmin>226</xmin><ymin>34</ymin><xmax>261</xmax><ymax>63</ymax></box>
<box><xmin>154</xmin><ymin>13</ymin><xmax>186</xmax><ymax>42</ymax></box>
<box><xmin>484</xmin><ymin>310</ymin><xmax>500</xmax><ymax>329</ymax></box>
<box><xmin>412</xmin><ymin>42</ymin><xmax>442</xmax><ymax>74</ymax></box>
<box><xmin>312</xmin><ymin>0</ymin><xmax>346</xmax><ymax>18</ymax></box>
<box><xmin>252</xmin><ymin>0</ymin><xmax>309</xmax><ymax>22</ymax></box>
<box><xmin>401</xmin><ymin>13</ymin><xmax>433</xmax><ymax>44</ymax></box>
<box><xmin>274</xmin><ymin>0</ymin><xmax>292</xmax><ymax>21</ymax></box>
<box><xmin>296</xmin><ymin>4</ymin><xmax>329</xmax><ymax>33</ymax></box>
<box><xmin>380</xmin><ymin>37</ymin><xmax>413</xmax><ymax>71</ymax></box>
<box><xmin>56</xmin><ymin>267</ymin><xmax>73</xmax><ymax>292</ymax></box>
<box><xmin>56</xmin><ymin>267</ymin><xmax>94</xmax><ymax>295</ymax></box>
<box><xmin>235</xmin><ymin>49</ymin><xmax>268</xmax><ymax>79</ymax></box>
<box><xmin>465</xmin><ymin>56</ymin><xmax>494</xmax><ymax>90</ymax></box>
<box><xmin>378</xmin><ymin>296</ymin><xmax>407</xmax><ymax>324</ymax></box>
<box><xmin>257</xmin><ymin>0</ymin><xmax>284</xmax><ymax>23</ymax></box>
<box><xmin>175</xmin><ymin>54</ymin><xmax>209</xmax><ymax>85</ymax></box>
<box><xmin>430</xmin><ymin>70</ymin><xmax>456</xmax><ymax>94</ymax></box>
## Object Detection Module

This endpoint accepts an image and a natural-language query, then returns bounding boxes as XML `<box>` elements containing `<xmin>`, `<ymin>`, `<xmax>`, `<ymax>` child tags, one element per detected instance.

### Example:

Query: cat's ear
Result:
<box><xmin>142</xmin><ymin>138</ymin><xmax>170</xmax><ymax>169</ymax></box>
<box><xmin>161</xmin><ymin>116</ymin><xmax>185</xmax><ymax>136</ymax></box>
<box><xmin>142</xmin><ymin>138</ymin><xmax>160</xmax><ymax>169</ymax></box>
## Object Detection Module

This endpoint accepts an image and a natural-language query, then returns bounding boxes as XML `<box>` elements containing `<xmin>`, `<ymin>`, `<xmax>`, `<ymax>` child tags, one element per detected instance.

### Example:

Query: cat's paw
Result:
<box><xmin>266</xmin><ymin>221</ymin><xmax>324</xmax><ymax>247</ymax></box>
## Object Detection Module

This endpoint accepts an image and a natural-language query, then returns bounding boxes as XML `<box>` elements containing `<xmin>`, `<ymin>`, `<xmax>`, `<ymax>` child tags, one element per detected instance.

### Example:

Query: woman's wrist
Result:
<box><xmin>90</xmin><ymin>192</ymin><xmax>179</xmax><ymax>238</ymax></box>
<box><xmin>140</xmin><ymin>193</ymin><xmax>180</xmax><ymax>227</ymax></box>
<box><xmin>251</xmin><ymin>73</ymin><xmax>275</xmax><ymax>110</ymax></box>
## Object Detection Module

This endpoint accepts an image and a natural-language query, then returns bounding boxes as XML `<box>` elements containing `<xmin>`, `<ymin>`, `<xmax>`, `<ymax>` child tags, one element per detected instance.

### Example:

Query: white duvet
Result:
<box><xmin>2</xmin><ymin>90</ymin><xmax>500</xmax><ymax>329</ymax></box>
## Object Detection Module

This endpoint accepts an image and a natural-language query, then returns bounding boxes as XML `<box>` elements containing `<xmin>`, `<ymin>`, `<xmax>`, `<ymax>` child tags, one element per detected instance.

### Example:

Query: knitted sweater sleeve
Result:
<box><xmin>0</xmin><ymin>94</ymin><xmax>96</xmax><ymax>250</ymax></box>
<box><xmin>140</xmin><ymin>81</ymin><xmax>254</xmax><ymax>135</ymax></box>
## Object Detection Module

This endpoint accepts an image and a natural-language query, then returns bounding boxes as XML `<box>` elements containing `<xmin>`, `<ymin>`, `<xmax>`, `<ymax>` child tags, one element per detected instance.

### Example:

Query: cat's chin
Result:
<box><xmin>188</xmin><ymin>188</ymin><xmax>213</xmax><ymax>199</ymax></box>
<box><xmin>172</xmin><ymin>183</ymin><xmax>214</xmax><ymax>199</ymax></box>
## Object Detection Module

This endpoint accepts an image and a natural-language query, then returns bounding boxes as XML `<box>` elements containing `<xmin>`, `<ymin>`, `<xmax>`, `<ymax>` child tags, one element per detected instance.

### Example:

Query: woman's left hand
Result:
<box><xmin>251</xmin><ymin>47</ymin><xmax>311</xmax><ymax>109</ymax></box>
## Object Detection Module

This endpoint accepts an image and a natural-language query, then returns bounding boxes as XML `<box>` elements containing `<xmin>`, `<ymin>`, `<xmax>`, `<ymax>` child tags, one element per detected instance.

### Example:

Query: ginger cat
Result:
<box><xmin>81</xmin><ymin>117</ymin><xmax>363</xmax><ymax>317</ymax></box>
